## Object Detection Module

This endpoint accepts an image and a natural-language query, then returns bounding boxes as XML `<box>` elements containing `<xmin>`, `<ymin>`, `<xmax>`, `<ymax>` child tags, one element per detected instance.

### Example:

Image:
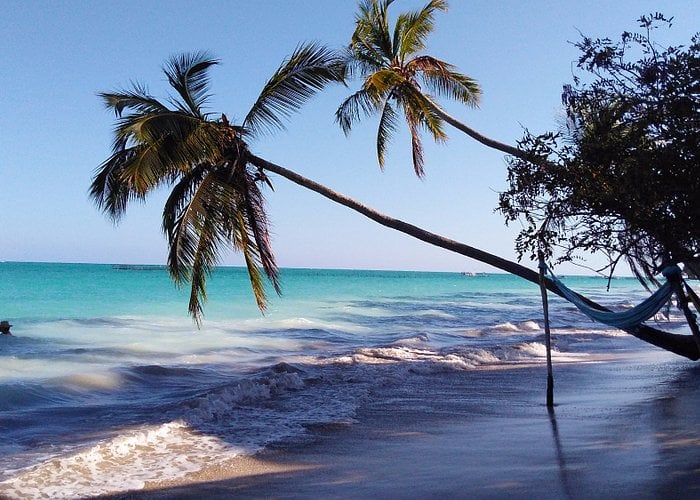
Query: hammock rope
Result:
<box><xmin>545</xmin><ymin>265</ymin><xmax>679</xmax><ymax>330</ymax></box>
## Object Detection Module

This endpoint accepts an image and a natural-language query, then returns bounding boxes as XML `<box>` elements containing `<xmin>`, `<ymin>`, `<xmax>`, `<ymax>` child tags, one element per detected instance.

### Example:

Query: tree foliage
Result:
<box><xmin>498</xmin><ymin>14</ymin><xmax>700</xmax><ymax>284</ymax></box>
<box><xmin>92</xmin><ymin>46</ymin><xmax>344</xmax><ymax>320</ymax></box>
<box><xmin>337</xmin><ymin>0</ymin><xmax>481</xmax><ymax>177</ymax></box>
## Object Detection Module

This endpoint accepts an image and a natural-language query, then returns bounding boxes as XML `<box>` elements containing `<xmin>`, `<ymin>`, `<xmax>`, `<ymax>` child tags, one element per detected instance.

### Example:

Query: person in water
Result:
<box><xmin>0</xmin><ymin>320</ymin><xmax>13</xmax><ymax>335</ymax></box>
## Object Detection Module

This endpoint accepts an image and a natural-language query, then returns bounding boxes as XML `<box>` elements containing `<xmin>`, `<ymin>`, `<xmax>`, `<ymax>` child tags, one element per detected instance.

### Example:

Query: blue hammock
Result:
<box><xmin>547</xmin><ymin>266</ymin><xmax>677</xmax><ymax>330</ymax></box>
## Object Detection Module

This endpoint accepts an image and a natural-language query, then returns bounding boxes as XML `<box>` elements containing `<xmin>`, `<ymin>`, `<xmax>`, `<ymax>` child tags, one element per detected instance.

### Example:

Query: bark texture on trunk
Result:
<box><xmin>427</xmin><ymin>97</ymin><xmax>527</xmax><ymax>160</ymax></box>
<box><xmin>252</xmin><ymin>155</ymin><xmax>700</xmax><ymax>361</ymax></box>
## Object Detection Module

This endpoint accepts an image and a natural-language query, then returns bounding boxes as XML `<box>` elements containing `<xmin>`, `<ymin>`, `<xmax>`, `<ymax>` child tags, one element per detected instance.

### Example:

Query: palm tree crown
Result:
<box><xmin>92</xmin><ymin>46</ymin><xmax>343</xmax><ymax>320</ymax></box>
<box><xmin>337</xmin><ymin>0</ymin><xmax>481</xmax><ymax>177</ymax></box>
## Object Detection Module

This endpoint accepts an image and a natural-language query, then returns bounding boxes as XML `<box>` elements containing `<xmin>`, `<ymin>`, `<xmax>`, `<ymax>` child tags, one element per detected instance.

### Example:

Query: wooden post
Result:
<box><xmin>538</xmin><ymin>253</ymin><xmax>554</xmax><ymax>409</ymax></box>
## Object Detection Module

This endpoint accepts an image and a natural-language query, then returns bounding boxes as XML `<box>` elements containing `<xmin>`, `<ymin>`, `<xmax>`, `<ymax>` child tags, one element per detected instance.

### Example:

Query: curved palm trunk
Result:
<box><xmin>252</xmin><ymin>155</ymin><xmax>700</xmax><ymax>361</ymax></box>
<box><xmin>424</xmin><ymin>96</ymin><xmax>533</xmax><ymax>161</ymax></box>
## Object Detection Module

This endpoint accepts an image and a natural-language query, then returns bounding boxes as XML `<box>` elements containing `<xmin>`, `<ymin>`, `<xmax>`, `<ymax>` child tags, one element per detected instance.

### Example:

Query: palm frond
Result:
<box><xmin>162</xmin><ymin>163</ymin><xmax>210</xmax><ymax>276</ymax></box>
<box><xmin>162</xmin><ymin>166</ymin><xmax>209</xmax><ymax>244</ymax></box>
<box><xmin>341</xmin><ymin>45</ymin><xmax>384</xmax><ymax>81</ymax></box>
<box><xmin>352</xmin><ymin>0</ymin><xmax>395</xmax><ymax>62</ymax></box>
<box><xmin>402</xmin><ymin>85</ymin><xmax>447</xmax><ymax>142</ymax></box>
<box><xmin>365</xmin><ymin>68</ymin><xmax>405</xmax><ymax>96</ymax></box>
<box><xmin>394</xmin><ymin>0</ymin><xmax>447</xmax><ymax>62</ymax></box>
<box><xmin>165</xmin><ymin>167</ymin><xmax>242</xmax><ymax>320</ymax></box>
<box><xmin>335</xmin><ymin>88</ymin><xmax>382</xmax><ymax>135</ymax></box>
<box><xmin>186</xmin><ymin>210</ymin><xmax>224</xmax><ymax>321</ymax></box>
<box><xmin>119</xmin><ymin>141</ymin><xmax>169</xmax><ymax>196</ymax></box>
<box><xmin>99</xmin><ymin>86</ymin><xmax>170</xmax><ymax>117</ymax></box>
<box><xmin>114</xmin><ymin>112</ymin><xmax>220</xmax><ymax>172</ymax></box>
<box><xmin>336</xmin><ymin>68</ymin><xmax>404</xmax><ymax>135</ymax></box>
<box><xmin>410</xmin><ymin>56</ymin><xmax>480</xmax><ymax>106</ymax></box>
<box><xmin>93</xmin><ymin>105</ymin><xmax>222</xmax><ymax>218</ymax></box>
<box><xmin>219</xmin><ymin>168</ymin><xmax>278</xmax><ymax>311</ymax></box>
<box><xmin>400</xmin><ymin>85</ymin><xmax>448</xmax><ymax>177</ymax></box>
<box><xmin>163</xmin><ymin>52</ymin><xmax>219</xmax><ymax>118</ymax></box>
<box><xmin>244</xmin><ymin>42</ymin><xmax>344</xmax><ymax>137</ymax></box>
<box><xmin>239</xmin><ymin>232</ymin><xmax>267</xmax><ymax>312</ymax></box>
<box><xmin>164</xmin><ymin>166</ymin><xmax>221</xmax><ymax>287</ymax></box>
<box><xmin>234</xmin><ymin>171</ymin><xmax>281</xmax><ymax>297</ymax></box>
<box><xmin>164</xmin><ymin>161</ymin><xmax>280</xmax><ymax>316</ymax></box>
<box><xmin>347</xmin><ymin>37</ymin><xmax>389</xmax><ymax>77</ymax></box>
<box><xmin>376</xmin><ymin>100</ymin><xmax>399</xmax><ymax>169</ymax></box>
<box><xmin>90</xmin><ymin>146</ymin><xmax>144</xmax><ymax>220</ymax></box>
<box><xmin>403</xmin><ymin>104</ymin><xmax>426</xmax><ymax>178</ymax></box>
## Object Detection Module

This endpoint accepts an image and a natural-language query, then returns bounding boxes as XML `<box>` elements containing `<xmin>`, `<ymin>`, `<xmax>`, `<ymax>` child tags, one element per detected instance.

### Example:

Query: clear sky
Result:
<box><xmin>1</xmin><ymin>1</ymin><xmax>697</xmax><ymax>274</ymax></box>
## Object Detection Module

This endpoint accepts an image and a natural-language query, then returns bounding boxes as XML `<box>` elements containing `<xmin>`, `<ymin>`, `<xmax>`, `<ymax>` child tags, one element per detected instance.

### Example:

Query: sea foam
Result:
<box><xmin>0</xmin><ymin>421</ymin><xmax>243</xmax><ymax>499</ymax></box>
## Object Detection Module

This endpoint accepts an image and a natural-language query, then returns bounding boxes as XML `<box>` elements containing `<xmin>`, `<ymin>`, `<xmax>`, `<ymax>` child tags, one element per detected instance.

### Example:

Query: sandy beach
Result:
<box><xmin>102</xmin><ymin>349</ymin><xmax>700</xmax><ymax>499</ymax></box>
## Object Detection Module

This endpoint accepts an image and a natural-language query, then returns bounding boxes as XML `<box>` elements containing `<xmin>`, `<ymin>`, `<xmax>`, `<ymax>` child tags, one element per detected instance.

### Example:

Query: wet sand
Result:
<box><xmin>106</xmin><ymin>350</ymin><xmax>700</xmax><ymax>499</ymax></box>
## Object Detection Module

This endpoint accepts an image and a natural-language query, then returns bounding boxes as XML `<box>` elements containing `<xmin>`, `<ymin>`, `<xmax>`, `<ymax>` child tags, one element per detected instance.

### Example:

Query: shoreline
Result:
<box><xmin>104</xmin><ymin>350</ymin><xmax>700</xmax><ymax>499</ymax></box>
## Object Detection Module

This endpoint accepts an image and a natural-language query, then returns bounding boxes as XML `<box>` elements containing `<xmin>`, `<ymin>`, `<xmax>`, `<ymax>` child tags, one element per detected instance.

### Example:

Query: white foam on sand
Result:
<box><xmin>322</xmin><ymin>338</ymin><xmax>592</xmax><ymax>374</ymax></box>
<box><xmin>0</xmin><ymin>361</ymin><xmax>377</xmax><ymax>499</ymax></box>
<box><xmin>0</xmin><ymin>421</ymin><xmax>246</xmax><ymax>499</ymax></box>
<box><xmin>484</xmin><ymin>320</ymin><xmax>542</xmax><ymax>335</ymax></box>
<box><xmin>237</xmin><ymin>316</ymin><xmax>370</xmax><ymax>335</ymax></box>
<box><xmin>0</xmin><ymin>369</ymin><xmax>315</xmax><ymax>499</ymax></box>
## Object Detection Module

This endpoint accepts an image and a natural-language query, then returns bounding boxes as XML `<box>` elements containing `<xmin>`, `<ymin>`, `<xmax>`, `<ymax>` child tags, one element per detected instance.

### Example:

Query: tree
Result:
<box><xmin>91</xmin><ymin>46</ymin><xmax>344</xmax><ymax>319</ymax></box>
<box><xmin>497</xmin><ymin>14</ymin><xmax>700</xmax><ymax>286</ymax></box>
<box><xmin>338</xmin><ymin>0</ymin><xmax>536</xmax><ymax>177</ymax></box>
<box><xmin>336</xmin><ymin>0</ymin><xmax>481</xmax><ymax>177</ymax></box>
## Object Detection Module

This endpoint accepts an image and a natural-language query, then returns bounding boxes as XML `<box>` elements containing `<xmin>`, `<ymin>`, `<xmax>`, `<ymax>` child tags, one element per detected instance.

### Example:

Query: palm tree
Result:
<box><xmin>91</xmin><ymin>46</ymin><xmax>344</xmax><ymax>320</ymax></box>
<box><xmin>337</xmin><ymin>0</ymin><xmax>530</xmax><ymax>175</ymax></box>
<box><xmin>92</xmin><ymin>50</ymin><xmax>699</xmax><ymax>361</ymax></box>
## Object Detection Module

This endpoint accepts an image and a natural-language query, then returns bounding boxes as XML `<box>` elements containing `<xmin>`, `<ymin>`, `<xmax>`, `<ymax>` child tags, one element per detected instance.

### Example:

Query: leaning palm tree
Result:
<box><xmin>92</xmin><ymin>46</ymin><xmax>344</xmax><ymax>319</ymax></box>
<box><xmin>92</xmin><ymin>50</ymin><xmax>699</xmax><ymax>360</ymax></box>
<box><xmin>337</xmin><ymin>0</ymin><xmax>527</xmax><ymax>175</ymax></box>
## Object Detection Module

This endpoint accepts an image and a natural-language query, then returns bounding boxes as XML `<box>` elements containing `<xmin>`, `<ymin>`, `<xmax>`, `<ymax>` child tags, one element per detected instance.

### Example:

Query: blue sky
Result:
<box><xmin>1</xmin><ymin>1</ymin><xmax>697</xmax><ymax>273</ymax></box>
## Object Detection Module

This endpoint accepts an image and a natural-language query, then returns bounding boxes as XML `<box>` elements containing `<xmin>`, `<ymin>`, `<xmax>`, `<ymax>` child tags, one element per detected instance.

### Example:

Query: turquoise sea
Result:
<box><xmin>0</xmin><ymin>262</ymin><xmax>685</xmax><ymax>498</ymax></box>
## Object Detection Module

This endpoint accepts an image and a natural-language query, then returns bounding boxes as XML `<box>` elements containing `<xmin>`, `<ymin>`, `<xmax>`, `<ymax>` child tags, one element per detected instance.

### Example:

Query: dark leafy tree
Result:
<box><xmin>498</xmin><ymin>14</ymin><xmax>700</xmax><ymax>285</ymax></box>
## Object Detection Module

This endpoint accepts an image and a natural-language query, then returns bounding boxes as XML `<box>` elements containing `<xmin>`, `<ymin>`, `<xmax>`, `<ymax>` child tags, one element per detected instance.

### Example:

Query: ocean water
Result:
<box><xmin>0</xmin><ymin>262</ymin><xmax>687</xmax><ymax>498</ymax></box>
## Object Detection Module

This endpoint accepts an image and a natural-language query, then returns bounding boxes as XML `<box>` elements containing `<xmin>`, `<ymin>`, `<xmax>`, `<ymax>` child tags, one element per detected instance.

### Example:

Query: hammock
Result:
<box><xmin>546</xmin><ymin>266</ymin><xmax>677</xmax><ymax>330</ymax></box>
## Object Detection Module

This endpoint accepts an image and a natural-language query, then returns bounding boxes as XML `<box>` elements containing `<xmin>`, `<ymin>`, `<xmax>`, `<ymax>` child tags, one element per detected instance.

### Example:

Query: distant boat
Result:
<box><xmin>461</xmin><ymin>271</ymin><xmax>485</xmax><ymax>277</ymax></box>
